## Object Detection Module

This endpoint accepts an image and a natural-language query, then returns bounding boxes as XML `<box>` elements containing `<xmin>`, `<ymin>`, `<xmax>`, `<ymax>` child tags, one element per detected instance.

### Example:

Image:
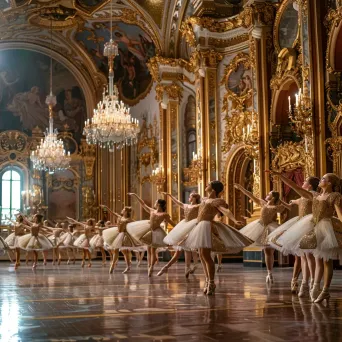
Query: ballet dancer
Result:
<box><xmin>235</xmin><ymin>183</ymin><xmax>286</xmax><ymax>284</ymax></box>
<box><xmin>157</xmin><ymin>192</ymin><xmax>200</xmax><ymax>278</ymax></box>
<box><xmin>277</xmin><ymin>173</ymin><xmax>342</xmax><ymax>302</ymax></box>
<box><xmin>90</xmin><ymin>220</ymin><xmax>107</xmax><ymax>266</ymax></box>
<box><xmin>59</xmin><ymin>223</ymin><xmax>77</xmax><ymax>264</ymax></box>
<box><xmin>127</xmin><ymin>194</ymin><xmax>176</xmax><ymax>276</ymax></box>
<box><xmin>4</xmin><ymin>215</ymin><xmax>29</xmax><ymax>269</ymax></box>
<box><xmin>69</xmin><ymin>218</ymin><xmax>96</xmax><ymax>268</ymax></box>
<box><xmin>101</xmin><ymin>206</ymin><xmax>143</xmax><ymax>274</ymax></box>
<box><xmin>17</xmin><ymin>214</ymin><xmax>53</xmax><ymax>269</ymax></box>
<box><xmin>179</xmin><ymin>181</ymin><xmax>253</xmax><ymax>295</ymax></box>
<box><xmin>268</xmin><ymin>172</ymin><xmax>319</xmax><ymax>297</ymax></box>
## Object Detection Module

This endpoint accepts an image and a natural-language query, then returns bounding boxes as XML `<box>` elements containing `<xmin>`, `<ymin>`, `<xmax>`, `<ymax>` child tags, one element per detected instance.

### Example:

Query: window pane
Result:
<box><xmin>11</xmin><ymin>181</ymin><xmax>21</xmax><ymax>210</ymax></box>
<box><xmin>2</xmin><ymin>180</ymin><xmax>11</xmax><ymax>209</ymax></box>
<box><xmin>1</xmin><ymin>209</ymin><xmax>10</xmax><ymax>225</ymax></box>
<box><xmin>2</xmin><ymin>171</ymin><xmax>11</xmax><ymax>181</ymax></box>
<box><xmin>11</xmin><ymin>171</ymin><xmax>20</xmax><ymax>181</ymax></box>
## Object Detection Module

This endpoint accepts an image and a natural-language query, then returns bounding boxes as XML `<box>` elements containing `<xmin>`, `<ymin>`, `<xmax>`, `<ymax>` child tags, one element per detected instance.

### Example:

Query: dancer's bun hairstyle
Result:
<box><xmin>210</xmin><ymin>180</ymin><xmax>224</xmax><ymax>197</ymax></box>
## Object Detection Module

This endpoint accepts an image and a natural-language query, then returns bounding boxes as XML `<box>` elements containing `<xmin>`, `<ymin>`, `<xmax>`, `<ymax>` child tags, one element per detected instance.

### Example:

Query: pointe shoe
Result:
<box><xmin>298</xmin><ymin>283</ymin><xmax>309</xmax><ymax>298</ymax></box>
<box><xmin>203</xmin><ymin>279</ymin><xmax>209</xmax><ymax>294</ymax></box>
<box><xmin>43</xmin><ymin>260</ymin><xmax>47</xmax><ymax>266</ymax></box>
<box><xmin>206</xmin><ymin>281</ymin><xmax>216</xmax><ymax>296</ymax></box>
<box><xmin>81</xmin><ymin>261</ymin><xmax>85</xmax><ymax>268</ymax></box>
<box><xmin>190</xmin><ymin>264</ymin><xmax>198</xmax><ymax>274</ymax></box>
<box><xmin>157</xmin><ymin>266</ymin><xmax>168</xmax><ymax>276</ymax></box>
<box><xmin>314</xmin><ymin>290</ymin><xmax>330</xmax><ymax>303</ymax></box>
<box><xmin>87</xmin><ymin>262</ymin><xmax>92</xmax><ymax>268</ymax></box>
<box><xmin>109</xmin><ymin>263</ymin><xmax>115</xmax><ymax>274</ymax></box>
<box><xmin>310</xmin><ymin>287</ymin><xmax>321</xmax><ymax>302</ymax></box>
<box><xmin>266</xmin><ymin>274</ymin><xmax>274</xmax><ymax>284</ymax></box>
<box><xmin>14</xmin><ymin>262</ymin><xmax>19</xmax><ymax>270</ymax></box>
<box><xmin>122</xmin><ymin>265</ymin><xmax>131</xmax><ymax>274</ymax></box>
<box><xmin>148</xmin><ymin>265</ymin><xmax>154</xmax><ymax>277</ymax></box>
<box><xmin>32</xmin><ymin>262</ymin><xmax>37</xmax><ymax>269</ymax></box>
<box><xmin>216</xmin><ymin>265</ymin><xmax>222</xmax><ymax>273</ymax></box>
<box><xmin>67</xmin><ymin>259</ymin><xmax>70</xmax><ymax>265</ymax></box>
<box><xmin>291</xmin><ymin>279</ymin><xmax>299</xmax><ymax>294</ymax></box>
<box><xmin>185</xmin><ymin>267</ymin><xmax>192</xmax><ymax>279</ymax></box>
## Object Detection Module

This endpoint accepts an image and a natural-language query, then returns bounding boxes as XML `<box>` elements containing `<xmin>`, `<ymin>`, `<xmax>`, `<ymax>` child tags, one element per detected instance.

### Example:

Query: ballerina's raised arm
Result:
<box><xmin>268</xmin><ymin>170</ymin><xmax>313</xmax><ymax>200</ymax></box>
<box><xmin>234</xmin><ymin>183</ymin><xmax>266</xmax><ymax>206</ymax></box>
<box><xmin>161</xmin><ymin>192</ymin><xmax>185</xmax><ymax>209</ymax></box>
<box><xmin>128</xmin><ymin>193</ymin><xmax>153</xmax><ymax>213</ymax></box>
<box><xmin>100</xmin><ymin>205</ymin><xmax>121</xmax><ymax>218</ymax></box>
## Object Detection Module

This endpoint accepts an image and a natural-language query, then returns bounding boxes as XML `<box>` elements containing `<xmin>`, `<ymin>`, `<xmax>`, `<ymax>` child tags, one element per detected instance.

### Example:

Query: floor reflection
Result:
<box><xmin>0</xmin><ymin>262</ymin><xmax>342</xmax><ymax>341</ymax></box>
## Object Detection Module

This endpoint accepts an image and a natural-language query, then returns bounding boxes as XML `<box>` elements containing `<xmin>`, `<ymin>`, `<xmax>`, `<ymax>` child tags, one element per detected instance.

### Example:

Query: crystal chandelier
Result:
<box><xmin>31</xmin><ymin>21</ymin><xmax>71</xmax><ymax>173</ymax></box>
<box><xmin>83</xmin><ymin>0</ymin><xmax>139</xmax><ymax>150</ymax></box>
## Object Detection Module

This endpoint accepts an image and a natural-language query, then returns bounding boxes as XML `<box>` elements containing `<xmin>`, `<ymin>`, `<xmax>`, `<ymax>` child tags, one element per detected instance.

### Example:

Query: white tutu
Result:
<box><xmin>180</xmin><ymin>221</ymin><xmax>252</xmax><ymax>253</ymax></box>
<box><xmin>106</xmin><ymin>231</ymin><xmax>144</xmax><ymax>251</ymax></box>
<box><xmin>59</xmin><ymin>232</ymin><xmax>75</xmax><ymax>248</ymax></box>
<box><xmin>268</xmin><ymin>216</ymin><xmax>301</xmax><ymax>251</ymax></box>
<box><xmin>89</xmin><ymin>234</ymin><xmax>104</xmax><ymax>249</ymax></box>
<box><xmin>276</xmin><ymin>214</ymin><xmax>315</xmax><ymax>256</ymax></box>
<box><xmin>18</xmin><ymin>234</ymin><xmax>53</xmax><ymax>251</ymax></box>
<box><xmin>239</xmin><ymin>219</ymin><xmax>278</xmax><ymax>247</ymax></box>
<box><xmin>48</xmin><ymin>235</ymin><xmax>62</xmax><ymax>248</ymax></box>
<box><xmin>5</xmin><ymin>233</ymin><xmax>20</xmax><ymax>249</ymax></box>
<box><xmin>126</xmin><ymin>220</ymin><xmax>151</xmax><ymax>241</ymax></box>
<box><xmin>73</xmin><ymin>234</ymin><xmax>91</xmax><ymax>249</ymax></box>
<box><xmin>103</xmin><ymin>227</ymin><xmax>120</xmax><ymax>248</ymax></box>
<box><xmin>164</xmin><ymin>219</ymin><xmax>197</xmax><ymax>248</ymax></box>
<box><xmin>140</xmin><ymin>227</ymin><xmax>167</xmax><ymax>248</ymax></box>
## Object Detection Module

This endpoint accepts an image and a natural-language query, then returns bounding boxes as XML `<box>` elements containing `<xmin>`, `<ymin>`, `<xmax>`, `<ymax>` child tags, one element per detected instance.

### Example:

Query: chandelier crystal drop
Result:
<box><xmin>30</xmin><ymin>23</ymin><xmax>71</xmax><ymax>173</ymax></box>
<box><xmin>83</xmin><ymin>0</ymin><xmax>139</xmax><ymax>150</ymax></box>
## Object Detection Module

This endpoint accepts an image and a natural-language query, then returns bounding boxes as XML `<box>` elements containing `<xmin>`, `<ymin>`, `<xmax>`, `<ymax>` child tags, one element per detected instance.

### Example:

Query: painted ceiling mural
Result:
<box><xmin>0</xmin><ymin>49</ymin><xmax>86</xmax><ymax>143</ymax></box>
<box><xmin>76</xmin><ymin>21</ymin><xmax>156</xmax><ymax>105</ymax></box>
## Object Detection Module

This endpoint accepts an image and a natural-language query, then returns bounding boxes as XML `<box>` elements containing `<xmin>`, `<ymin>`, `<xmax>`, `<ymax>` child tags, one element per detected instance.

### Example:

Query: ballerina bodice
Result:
<box><xmin>197</xmin><ymin>198</ymin><xmax>225</xmax><ymax>222</ymax></box>
<box><xmin>298</xmin><ymin>197</ymin><xmax>313</xmax><ymax>218</ymax></box>
<box><xmin>117</xmin><ymin>217</ymin><xmax>132</xmax><ymax>232</ymax></box>
<box><xmin>259</xmin><ymin>204</ymin><xmax>282</xmax><ymax>226</ymax></box>
<box><xmin>184</xmin><ymin>204</ymin><xmax>199</xmax><ymax>221</ymax></box>
<box><xmin>150</xmin><ymin>211</ymin><xmax>169</xmax><ymax>230</ymax></box>
<box><xmin>14</xmin><ymin>223</ymin><xmax>25</xmax><ymax>236</ymax></box>
<box><xmin>84</xmin><ymin>225</ymin><xmax>93</xmax><ymax>237</ymax></box>
<box><xmin>312</xmin><ymin>192</ymin><xmax>342</xmax><ymax>225</ymax></box>
<box><xmin>31</xmin><ymin>224</ymin><xmax>41</xmax><ymax>237</ymax></box>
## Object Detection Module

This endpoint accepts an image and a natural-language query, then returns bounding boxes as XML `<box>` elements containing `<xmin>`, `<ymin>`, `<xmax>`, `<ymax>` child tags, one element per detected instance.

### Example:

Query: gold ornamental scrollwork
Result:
<box><xmin>80</xmin><ymin>140</ymin><xmax>96</xmax><ymax>180</ymax></box>
<box><xmin>220</xmin><ymin>53</ymin><xmax>253</xmax><ymax>113</ymax></box>
<box><xmin>271</xmin><ymin>141</ymin><xmax>310</xmax><ymax>174</ymax></box>
<box><xmin>0</xmin><ymin>130</ymin><xmax>31</xmax><ymax>155</ymax></box>
<box><xmin>155</xmin><ymin>82</ymin><xmax>183</xmax><ymax>102</ymax></box>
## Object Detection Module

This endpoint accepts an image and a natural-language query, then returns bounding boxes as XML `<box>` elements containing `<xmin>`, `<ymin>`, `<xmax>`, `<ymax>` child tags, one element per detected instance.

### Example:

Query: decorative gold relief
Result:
<box><xmin>155</xmin><ymin>82</ymin><xmax>183</xmax><ymax>102</ymax></box>
<box><xmin>0</xmin><ymin>130</ymin><xmax>30</xmax><ymax>155</ymax></box>
<box><xmin>82</xmin><ymin>186</ymin><xmax>96</xmax><ymax>219</ymax></box>
<box><xmin>183</xmin><ymin>155</ymin><xmax>204</xmax><ymax>187</ymax></box>
<box><xmin>271</xmin><ymin>141</ymin><xmax>306</xmax><ymax>172</ymax></box>
<box><xmin>80</xmin><ymin>139</ymin><xmax>96</xmax><ymax>180</ymax></box>
<box><xmin>48</xmin><ymin>176</ymin><xmax>78</xmax><ymax>191</ymax></box>
<box><xmin>220</xmin><ymin>53</ymin><xmax>253</xmax><ymax>112</ymax></box>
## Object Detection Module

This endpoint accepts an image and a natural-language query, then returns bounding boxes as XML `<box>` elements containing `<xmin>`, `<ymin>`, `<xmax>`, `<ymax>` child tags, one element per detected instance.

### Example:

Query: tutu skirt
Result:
<box><xmin>268</xmin><ymin>216</ymin><xmax>301</xmax><ymax>251</ymax></box>
<box><xmin>240</xmin><ymin>220</ymin><xmax>279</xmax><ymax>248</ymax></box>
<box><xmin>73</xmin><ymin>234</ymin><xmax>91</xmax><ymax>249</ymax></box>
<box><xmin>59</xmin><ymin>232</ymin><xmax>75</xmax><ymax>248</ymax></box>
<box><xmin>276</xmin><ymin>214</ymin><xmax>342</xmax><ymax>260</ymax></box>
<box><xmin>103</xmin><ymin>227</ymin><xmax>120</xmax><ymax>248</ymax></box>
<box><xmin>180</xmin><ymin>221</ymin><xmax>253</xmax><ymax>253</ymax></box>
<box><xmin>89</xmin><ymin>234</ymin><xmax>104</xmax><ymax>249</ymax></box>
<box><xmin>48</xmin><ymin>235</ymin><xmax>62</xmax><ymax>248</ymax></box>
<box><xmin>106</xmin><ymin>231</ymin><xmax>144</xmax><ymax>251</ymax></box>
<box><xmin>126</xmin><ymin>220</ymin><xmax>151</xmax><ymax>241</ymax></box>
<box><xmin>18</xmin><ymin>234</ymin><xmax>53</xmax><ymax>251</ymax></box>
<box><xmin>5</xmin><ymin>233</ymin><xmax>21</xmax><ymax>249</ymax></box>
<box><xmin>164</xmin><ymin>219</ymin><xmax>197</xmax><ymax>250</ymax></box>
<box><xmin>140</xmin><ymin>228</ymin><xmax>167</xmax><ymax>248</ymax></box>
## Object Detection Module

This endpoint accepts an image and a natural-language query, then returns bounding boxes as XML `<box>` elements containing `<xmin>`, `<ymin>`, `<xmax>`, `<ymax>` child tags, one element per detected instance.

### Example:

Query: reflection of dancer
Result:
<box><xmin>277</xmin><ymin>174</ymin><xmax>342</xmax><ymax>303</ymax></box>
<box><xmin>180</xmin><ymin>181</ymin><xmax>252</xmax><ymax>295</ymax></box>
<box><xmin>235</xmin><ymin>184</ymin><xmax>286</xmax><ymax>284</ymax></box>
<box><xmin>268</xmin><ymin>172</ymin><xmax>319</xmax><ymax>297</ymax></box>
<box><xmin>127</xmin><ymin>194</ymin><xmax>176</xmax><ymax>277</ymax></box>
<box><xmin>158</xmin><ymin>192</ymin><xmax>200</xmax><ymax>278</ymax></box>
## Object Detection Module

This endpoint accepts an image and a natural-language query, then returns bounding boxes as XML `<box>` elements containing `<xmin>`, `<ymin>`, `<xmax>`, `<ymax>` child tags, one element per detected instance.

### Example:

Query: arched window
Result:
<box><xmin>0</xmin><ymin>167</ymin><xmax>23</xmax><ymax>224</ymax></box>
<box><xmin>187</xmin><ymin>131</ymin><xmax>196</xmax><ymax>166</ymax></box>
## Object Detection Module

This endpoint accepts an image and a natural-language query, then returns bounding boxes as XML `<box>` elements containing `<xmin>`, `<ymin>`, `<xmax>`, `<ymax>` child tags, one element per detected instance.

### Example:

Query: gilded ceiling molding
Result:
<box><xmin>155</xmin><ymin>82</ymin><xmax>183</xmax><ymax>102</ymax></box>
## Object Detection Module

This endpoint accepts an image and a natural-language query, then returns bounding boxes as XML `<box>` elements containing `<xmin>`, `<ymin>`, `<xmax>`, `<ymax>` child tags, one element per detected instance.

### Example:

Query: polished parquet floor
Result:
<box><xmin>1</xmin><ymin>260</ymin><xmax>342</xmax><ymax>342</ymax></box>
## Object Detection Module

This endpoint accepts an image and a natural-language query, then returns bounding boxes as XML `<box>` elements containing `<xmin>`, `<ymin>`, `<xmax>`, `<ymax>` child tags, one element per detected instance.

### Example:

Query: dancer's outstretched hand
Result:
<box><xmin>235</xmin><ymin>221</ymin><xmax>244</xmax><ymax>226</ymax></box>
<box><xmin>127</xmin><ymin>193</ymin><xmax>135</xmax><ymax>196</ymax></box>
<box><xmin>234</xmin><ymin>183</ymin><xmax>242</xmax><ymax>190</ymax></box>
